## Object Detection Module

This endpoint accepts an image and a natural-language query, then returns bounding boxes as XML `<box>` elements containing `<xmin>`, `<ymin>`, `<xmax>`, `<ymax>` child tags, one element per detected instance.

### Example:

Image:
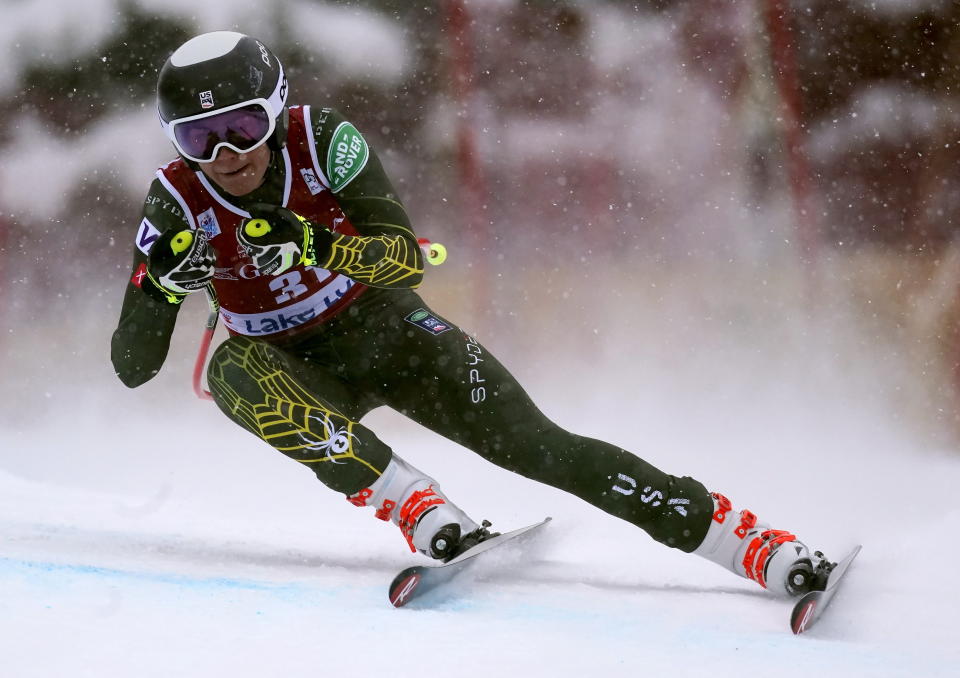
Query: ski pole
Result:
<box><xmin>192</xmin><ymin>239</ymin><xmax>448</xmax><ymax>400</ymax></box>
<box><xmin>192</xmin><ymin>284</ymin><xmax>219</xmax><ymax>401</ymax></box>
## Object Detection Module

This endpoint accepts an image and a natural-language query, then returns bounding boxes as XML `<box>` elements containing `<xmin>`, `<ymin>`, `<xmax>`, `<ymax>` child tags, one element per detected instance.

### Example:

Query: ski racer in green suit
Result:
<box><xmin>111</xmin><ymin>31</ymin><xmax>830</xmax><ymax>595</ymax></box>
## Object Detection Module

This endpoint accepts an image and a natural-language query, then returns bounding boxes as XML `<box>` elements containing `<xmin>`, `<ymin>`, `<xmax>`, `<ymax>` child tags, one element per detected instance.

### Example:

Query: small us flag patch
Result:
<box><xmin>404</xmin><ymin>309</ymin><xmax>452</xmax><ymax>335</ymax></box>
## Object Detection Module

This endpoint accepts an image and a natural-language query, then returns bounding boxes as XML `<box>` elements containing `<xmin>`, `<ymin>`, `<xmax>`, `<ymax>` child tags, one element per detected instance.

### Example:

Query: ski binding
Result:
<box><xmin>388</xmin><ymin>517</ymin><xmax>551</xmax><ymax>608</ymax></box>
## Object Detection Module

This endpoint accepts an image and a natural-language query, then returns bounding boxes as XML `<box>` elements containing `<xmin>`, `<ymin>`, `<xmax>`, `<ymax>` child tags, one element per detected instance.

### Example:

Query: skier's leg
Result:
<box><xmin>206</xmin><ymin>334</ymin><xmax>478</xmax><ymax>558</ymax></box>
<box><xmin>334</xmin><ymin>295</ymin><xmax>713</xmax><ymax>551</ymax></box>
<box><xmin>347</xmin><ymin>293</ymin><xmax>821</xmax><ymax>593</ymax></box>
<box><xmin>385</xmin><ymin>327</ymin><xmax>713</xmax><ymax>550</ymax></box>
<box><xmin>406</xmin><ymin>331</ymin><xmax>820</xmax><ymax>591</ymax></box>
<box><xmin>207</xmin><ymin>334</ymin><xmax>387</xmax><ymax>491</ymax></box>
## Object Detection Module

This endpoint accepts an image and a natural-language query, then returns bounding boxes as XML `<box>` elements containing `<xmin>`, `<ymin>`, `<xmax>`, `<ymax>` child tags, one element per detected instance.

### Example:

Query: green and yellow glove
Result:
<box><xmin>141</xmin><ymin>228</ymin><xmax>216</xmax><ymax>305</ymax></box>
<box><xmin>237</xmin><ymin>203</ymin><xmax>334</xmax><ymax>276</ymax></box>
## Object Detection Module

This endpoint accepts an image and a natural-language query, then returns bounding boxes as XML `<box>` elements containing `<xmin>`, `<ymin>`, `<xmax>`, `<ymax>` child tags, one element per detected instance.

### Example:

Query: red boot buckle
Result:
<box><xmin>711</xmin><ymin>492</ymin><xmax>733</xmax><ymax>524</ymax></box>
<box><xmin>742</xmin><ymin>529</ymin><xmax>797</xmax><ymax>588</ymax></box>
<box><xmin>398</xmin><ymin>486</ymin><xmax>446</xmax><ymax>552</ymax></box>
<box><xmin>347</xmin><ymin>488</ymin><xmax>374</xmax><ymax>507</ymax></box>
<box><xmin>734</xmin><ymin>510</ymin><xmax>758</xmax><ymax>539</ymax></box>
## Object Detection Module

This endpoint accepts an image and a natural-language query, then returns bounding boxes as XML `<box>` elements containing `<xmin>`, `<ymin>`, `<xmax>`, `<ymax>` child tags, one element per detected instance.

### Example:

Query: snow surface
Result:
<box><xmin>3</xmin><ymin>286</ymin><xmax>960</xmax><ymax>678</ymax></box>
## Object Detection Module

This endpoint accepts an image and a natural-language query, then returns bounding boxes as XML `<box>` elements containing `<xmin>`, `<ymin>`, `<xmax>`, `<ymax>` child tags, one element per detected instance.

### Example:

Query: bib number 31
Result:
<box><xmin>268</xmin><ymin>268</ymin><xmax>330</xmax><ymax>303</ymax></box>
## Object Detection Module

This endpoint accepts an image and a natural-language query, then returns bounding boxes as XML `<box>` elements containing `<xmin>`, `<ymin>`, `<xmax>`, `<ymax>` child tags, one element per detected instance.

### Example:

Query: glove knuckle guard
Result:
<box><xmin>144</xmin><ymin>227</ymin><xmax>215</xmax><ymax>303</ymax></box>
<box><xmin>238</xmin><ymin>203</ymin><xmax>319</xmax><ymax>276</ymax></box>
<box><xmin>243</xmin><ymin>218</ymin><xmax>273</xmax><ymax>239</ymax></box>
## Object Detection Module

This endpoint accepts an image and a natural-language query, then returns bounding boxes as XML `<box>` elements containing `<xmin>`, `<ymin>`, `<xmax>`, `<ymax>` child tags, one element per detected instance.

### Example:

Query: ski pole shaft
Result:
<box><xmin>192</xmin><ymin>284</ymin><xmax>219</xmax><ymax>400</ymax></box>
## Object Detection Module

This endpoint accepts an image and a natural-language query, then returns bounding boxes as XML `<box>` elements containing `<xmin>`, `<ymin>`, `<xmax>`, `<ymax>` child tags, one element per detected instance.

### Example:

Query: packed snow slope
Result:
<box><xmin>3</xmin><ymin>270</ymin><xmax>959</xmax><ymax>678</ymax></box>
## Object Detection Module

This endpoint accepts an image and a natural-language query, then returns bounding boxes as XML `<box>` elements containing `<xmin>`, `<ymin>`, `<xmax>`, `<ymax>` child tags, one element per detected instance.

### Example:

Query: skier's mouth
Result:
<box><xmin>221</xmin><ymin>163</ymin><xmax>249</xmax><ymax>177</ymax></box>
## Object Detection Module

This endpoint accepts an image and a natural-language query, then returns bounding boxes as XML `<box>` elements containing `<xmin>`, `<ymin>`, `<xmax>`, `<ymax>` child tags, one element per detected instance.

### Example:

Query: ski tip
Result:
<box><xmin>791</xmin><ymin>598</ymin><xmax>819</xmax><ymax>635</ymax></box>
<box><xmin>790</xmin><ymin>544</ymin><xmax>861</xmax><ymax>635</ymax></box>
<box><xmin>389</xmin><ymin>569</ymin><xmax>422</xmax><ymax>608</ymax></box>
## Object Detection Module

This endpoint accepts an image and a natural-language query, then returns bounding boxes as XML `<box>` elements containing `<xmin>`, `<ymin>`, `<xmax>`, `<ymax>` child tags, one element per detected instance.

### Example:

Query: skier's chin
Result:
<box><xmin>213</xmin><ymin>165</ymin><xmax>265</xmax><ymax>196</ymax></box>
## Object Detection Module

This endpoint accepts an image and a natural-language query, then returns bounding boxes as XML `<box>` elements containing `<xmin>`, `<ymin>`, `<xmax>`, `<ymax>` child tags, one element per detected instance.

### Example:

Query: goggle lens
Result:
<box><xmin>173</xmin><ymin>104</ymin><xmax>272</xmax><ymax>162</ymax></box>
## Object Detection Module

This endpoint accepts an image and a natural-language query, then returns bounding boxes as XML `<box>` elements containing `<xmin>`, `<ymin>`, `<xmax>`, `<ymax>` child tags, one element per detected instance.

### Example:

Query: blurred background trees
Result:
<box><xmin>2</xmin><ymin>0</ymin><xmax>959</xmax><ymax>433</ymax></box>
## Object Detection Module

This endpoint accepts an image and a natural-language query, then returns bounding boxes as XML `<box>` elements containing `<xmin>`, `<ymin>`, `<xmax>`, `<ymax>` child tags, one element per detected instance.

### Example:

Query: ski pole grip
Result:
<box><xmin>417</xmin><ymin>238</ymin><xmax>448</xmax><ymax>266</ymax></box>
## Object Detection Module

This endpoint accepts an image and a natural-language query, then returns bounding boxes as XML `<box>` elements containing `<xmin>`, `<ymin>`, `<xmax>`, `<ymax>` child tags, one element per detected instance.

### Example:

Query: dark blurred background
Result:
<box><xmin>2</xmin><ymin>0</ymin><xmax>959</xmax><ymax>435</ymax></box>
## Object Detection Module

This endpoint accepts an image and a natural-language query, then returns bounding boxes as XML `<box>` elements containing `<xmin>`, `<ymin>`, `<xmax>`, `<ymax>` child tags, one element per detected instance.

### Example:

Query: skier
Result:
<box><xmin>112</xmin><ymin>31</ymin><xmax>830</xmax><ymax>596</ymax></box>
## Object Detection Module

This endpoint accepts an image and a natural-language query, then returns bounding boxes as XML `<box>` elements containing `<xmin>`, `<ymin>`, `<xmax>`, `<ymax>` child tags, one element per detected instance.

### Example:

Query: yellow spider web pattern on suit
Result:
<box><xmin>207</xmin><ymin>338</ymin><xmax>383</xmax><ymax>475</ymax></box>
<box><xmin>323</xmin><ymin>234</ymin><xmax>423</xmax><ymax>287</ymax></box>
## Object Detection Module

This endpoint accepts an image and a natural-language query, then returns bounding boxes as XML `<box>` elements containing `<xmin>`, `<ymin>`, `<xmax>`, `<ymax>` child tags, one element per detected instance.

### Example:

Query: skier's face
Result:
<box><xmin>199</xmin><ymin>144</ymin><xmax>271</xmax><ymax>196</ymax></box>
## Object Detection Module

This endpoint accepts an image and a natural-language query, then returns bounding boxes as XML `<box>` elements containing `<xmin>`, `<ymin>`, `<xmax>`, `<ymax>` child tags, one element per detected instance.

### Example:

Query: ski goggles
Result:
<box><xmin>165</xmin><ymin>99</ymin><xmax>276</xmax><ymax>163</ymax></box>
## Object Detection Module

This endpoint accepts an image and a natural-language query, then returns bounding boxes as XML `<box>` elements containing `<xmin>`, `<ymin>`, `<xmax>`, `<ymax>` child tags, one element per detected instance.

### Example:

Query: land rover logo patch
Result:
<box><xmin>404</xmin><ymin>309</ymin><xmax>452</xmax><ymax>335</ymax></box>
<box><xmin>327</xmin><ymin>121</ymin><xmax>369</xmax><ymax>193</ymax></box>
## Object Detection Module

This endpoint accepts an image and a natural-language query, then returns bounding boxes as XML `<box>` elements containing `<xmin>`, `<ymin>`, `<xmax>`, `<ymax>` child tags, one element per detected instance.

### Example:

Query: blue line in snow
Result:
<box><xmin>0</xmin><ymin>555</ymin><xmax>332</xmax><ymax>598</ymax></box>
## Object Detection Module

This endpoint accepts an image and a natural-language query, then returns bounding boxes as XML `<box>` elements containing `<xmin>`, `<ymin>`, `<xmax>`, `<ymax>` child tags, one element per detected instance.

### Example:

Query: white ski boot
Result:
<box><xmin>347</xmin><ymin>455</ymin><xmax>481</xmax><ymax>560</ymax></box>
<box><xmin>693</xmin><ymin>492</ymin><xmax>827</xmax><ymax>596</ymax></box>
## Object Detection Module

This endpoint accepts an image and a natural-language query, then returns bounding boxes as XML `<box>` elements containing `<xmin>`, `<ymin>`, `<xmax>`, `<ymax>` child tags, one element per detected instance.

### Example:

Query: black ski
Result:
<box><xmin>388</xmin><ymin>517</ymin><xmax>551</xmax><ymax>608</ymax></box>
<box><xmin>790</xmin><ymin>544</ymin><xmax>862</xmax><ymax>634</ymax></box>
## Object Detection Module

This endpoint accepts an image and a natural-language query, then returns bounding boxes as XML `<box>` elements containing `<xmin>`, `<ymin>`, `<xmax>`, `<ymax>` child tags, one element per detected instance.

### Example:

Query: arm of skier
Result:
<box><xmin>315</xmin><ymin>107</ymin><xmax>425</xmax><ymax>287</ymax></box>
<box><xmin>237</xmin><ymin>109</ymin><xmax>424</xmax><ymax>289</ymax></box>
<box><xmin>111</xmin><ymin>180</ymin><xmax>213</xmax><ymax>388</ymax></box>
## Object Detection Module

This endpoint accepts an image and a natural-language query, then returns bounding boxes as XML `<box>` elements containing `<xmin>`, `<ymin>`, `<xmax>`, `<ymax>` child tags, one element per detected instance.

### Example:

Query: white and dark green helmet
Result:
<box><xmin>157</xmin><ymin>31</ymin><xmax>289</xmax><ymax>165</ymax></box>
